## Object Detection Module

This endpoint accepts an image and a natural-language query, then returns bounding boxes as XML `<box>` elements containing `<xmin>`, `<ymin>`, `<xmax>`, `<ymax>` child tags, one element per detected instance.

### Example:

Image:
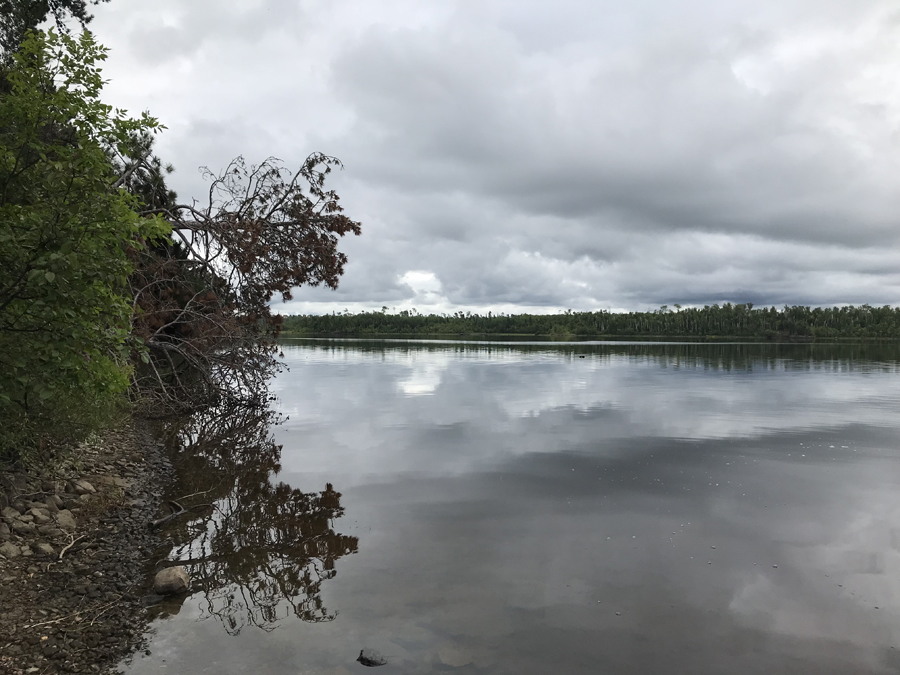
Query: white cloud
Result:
<box><xmin>88</xmin><ymin>0</ymin><xmax>900</xmax><ymax>312</ymax></box>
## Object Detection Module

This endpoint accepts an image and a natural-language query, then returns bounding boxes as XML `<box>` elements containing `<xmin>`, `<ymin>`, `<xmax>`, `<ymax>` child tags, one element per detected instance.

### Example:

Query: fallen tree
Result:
<box><xmin>128</xmin><ymin>153</ymin><xmax>361</xmax><ymax>414</ymax></box>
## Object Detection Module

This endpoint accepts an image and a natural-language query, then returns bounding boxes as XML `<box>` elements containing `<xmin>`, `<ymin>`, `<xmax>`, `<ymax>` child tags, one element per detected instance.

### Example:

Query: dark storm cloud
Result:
<box><xmin>89</xmin><ymin>0</ymin><xmax>900</xmax><ymax>312</ymax></box>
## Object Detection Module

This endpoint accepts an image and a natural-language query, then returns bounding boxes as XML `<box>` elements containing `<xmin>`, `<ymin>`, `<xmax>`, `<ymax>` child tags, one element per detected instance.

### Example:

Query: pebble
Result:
<box><xmin>0</xmin><ymin>420</ymin><xmax>173</xmax><ymax>674</ymax></box>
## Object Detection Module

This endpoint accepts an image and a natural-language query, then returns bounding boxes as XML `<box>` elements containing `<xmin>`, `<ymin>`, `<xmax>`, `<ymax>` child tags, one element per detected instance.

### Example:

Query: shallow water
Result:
<box><xmin>122</xmin><ymin>340</ymin><xmax>900</xmax><ymax>674</ymax></box>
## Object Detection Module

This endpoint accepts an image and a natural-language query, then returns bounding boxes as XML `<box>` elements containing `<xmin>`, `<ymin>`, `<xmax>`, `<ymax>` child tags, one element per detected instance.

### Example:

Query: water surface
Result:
<box><xmin>123</xmin><ymin>341</ymin><xmax>900</xmax><ymax>674</ymax></box>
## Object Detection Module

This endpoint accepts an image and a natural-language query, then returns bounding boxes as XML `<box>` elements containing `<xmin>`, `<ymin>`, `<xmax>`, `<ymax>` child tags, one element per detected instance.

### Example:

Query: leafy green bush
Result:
<box><xmin>0</xmin><ymin>29</ymin><xmax>168</xmax><ymax>463</ymax></box>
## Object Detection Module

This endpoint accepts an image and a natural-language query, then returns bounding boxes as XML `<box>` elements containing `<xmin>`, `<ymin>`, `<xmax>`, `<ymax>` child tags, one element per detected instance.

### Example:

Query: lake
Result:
<box><xmin>122</xmin><ymin>340</ymin><xmax>900</xmax><ymax>674</ymax></box>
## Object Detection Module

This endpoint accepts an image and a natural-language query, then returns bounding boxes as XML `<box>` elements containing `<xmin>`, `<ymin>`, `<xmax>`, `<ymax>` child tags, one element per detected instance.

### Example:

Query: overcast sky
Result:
<box><xmin>88</xmin><ymin>0</ymin><xmax>900</xmax><ymax>314</ymax></box>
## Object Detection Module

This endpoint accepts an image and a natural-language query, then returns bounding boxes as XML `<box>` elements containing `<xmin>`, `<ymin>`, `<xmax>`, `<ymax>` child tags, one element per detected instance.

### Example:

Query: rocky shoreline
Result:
<box><xmin>0</xmin><ymin>419</ymin><xmax>174</xmax><ymax>675</ymax></box>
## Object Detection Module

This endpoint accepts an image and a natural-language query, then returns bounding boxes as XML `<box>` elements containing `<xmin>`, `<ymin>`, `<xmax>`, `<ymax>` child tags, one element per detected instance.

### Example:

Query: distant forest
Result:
<box><xmin>281</xmin><ymin>304</ymin><xmax>900</xmax><ymax>339</ymax></box>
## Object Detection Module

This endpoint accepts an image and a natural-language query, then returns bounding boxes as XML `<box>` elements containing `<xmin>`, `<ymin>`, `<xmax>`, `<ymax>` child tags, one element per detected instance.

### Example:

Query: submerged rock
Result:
<box><xmin>10</xmin><ymin>520</ymin><xmax>35</xmax><ymax>535</ymax></box>
<box><xmin>357</xmin><ymin>649</ymin><xmax>387</xmax><ymax>667</ymax></box>
<box><xmin>153</xmin><ymin>567</ymin><xmax>190</xmax><ymax>595</ymax></box>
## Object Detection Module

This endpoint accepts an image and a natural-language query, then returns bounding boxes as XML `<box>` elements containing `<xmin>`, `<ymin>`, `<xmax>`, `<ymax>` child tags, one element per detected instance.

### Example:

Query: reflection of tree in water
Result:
<box><xmin>158</xmin><ymin>402</ymin><xmax>358</xmax><ymax>634</ymax></box>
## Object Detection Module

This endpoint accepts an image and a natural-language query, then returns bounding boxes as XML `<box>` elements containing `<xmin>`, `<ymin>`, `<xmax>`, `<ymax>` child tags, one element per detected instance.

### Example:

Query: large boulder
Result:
<box><xmin>153</xmin><ymin>567</ymin><xmax>190</xmax><ymax>595</ymax></box>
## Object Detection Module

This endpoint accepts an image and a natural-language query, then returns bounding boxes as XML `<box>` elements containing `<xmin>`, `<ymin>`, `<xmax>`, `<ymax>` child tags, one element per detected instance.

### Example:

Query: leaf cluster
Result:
<box><xmin>0</xmin><ymin>29</ymin><xmax>168</xmax><ymax>460</ymax></box>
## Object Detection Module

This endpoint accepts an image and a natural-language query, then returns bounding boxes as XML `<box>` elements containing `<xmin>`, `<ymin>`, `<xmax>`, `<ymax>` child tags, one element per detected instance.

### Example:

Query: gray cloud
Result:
<box><xmin>90</xmin><ymin>0</ymin><xmax>900</xmax><ymax>312</ymax></box>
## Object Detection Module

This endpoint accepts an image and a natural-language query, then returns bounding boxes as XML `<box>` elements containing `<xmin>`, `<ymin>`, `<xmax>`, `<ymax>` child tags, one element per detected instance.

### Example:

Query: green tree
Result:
<box><xmin>0</xmin><ymin>28</ymin><xmax>168</xmax><ymax>462</ymax></box>
<box><xmin>0</xmin><ymin>0</ymin><xmax>108</xmax><ymax>57</ymax></box>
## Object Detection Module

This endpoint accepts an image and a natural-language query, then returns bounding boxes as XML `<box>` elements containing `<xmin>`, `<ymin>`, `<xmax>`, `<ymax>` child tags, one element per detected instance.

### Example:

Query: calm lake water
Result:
<box><xmin>122</xmin><ymin>340</ymin><xmax>900</xmax><ymax>674</ymax></box>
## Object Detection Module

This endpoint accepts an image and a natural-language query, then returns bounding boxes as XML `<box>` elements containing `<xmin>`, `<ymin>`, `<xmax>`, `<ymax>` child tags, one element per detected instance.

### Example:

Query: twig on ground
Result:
<box><xmin>58</xmin><ymin>534</ymin><xmax>85</xmax><ymax>561</ymax></box>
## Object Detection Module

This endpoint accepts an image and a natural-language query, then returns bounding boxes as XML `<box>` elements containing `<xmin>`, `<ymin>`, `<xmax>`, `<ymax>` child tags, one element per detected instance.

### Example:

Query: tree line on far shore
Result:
<box><xmin>281</xmin><ymin>304</ymin><xmax>900</xmax><ymax>339</ymax></box>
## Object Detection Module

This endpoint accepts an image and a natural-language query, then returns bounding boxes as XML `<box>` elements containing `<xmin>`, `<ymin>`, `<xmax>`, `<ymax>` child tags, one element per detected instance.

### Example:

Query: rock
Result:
<box><xmin>34</xmin><ymin>542</ymin><xmax>55</xmax><ymax>556</ymax></box>
<box><xmin>37</xmin><ymin>525</ymin><xmax>64</xmax><ymax>538</ymax></box>
<box><xmin>20</xmin><ymin>546</ymin><xmax>33</xmax><ymax>557</ymax></box>
<box><xmin>152</xmin><ymin>567</ymin><xmax>190</xmax><ymax>595</ymax></box>
<box><xmin>1</xmin><ymin>506</ymin><xmax>21</xmax><ymax>520</ymax></box>
<box><xmin>42</xmin><ymin>480</ymin><xmax>60</xmax><ymax>493</ymax></box>
<box><xmin>0</xmin><ymin>542</ymin><xmax>21</xmax><ymax>559</ymax></box>
<box><xmin>28</xmin><ymin>507</ymin><xmax>51</xmax><ymax>525</ymax></box>
<box><xmin>10</xmin><ymin>520</ymin><xmax>35</xmax><ymax>534</ymax></box>
<box><xmin>79</xmin><ymin>494</ymin><xmax>94</xmax><ymax>504</ymax></box>
<box><xmin>72</xmin><ymin>480</ymin><xmax>96</xmax><ymax>495</ymax></box>
<box><xmin>0</xmin><ymin>522</ymin><xmax>9</xmax><ymax>540</ymax></box>
<box><xmin>56</xmin><ymin>510</ymin><xmax>77</xmax><ymax>532</ymax></box>
<box><xmin>48</xmin><ymin>494</ymin><xmax>63</xmax><ymax>509</ymax></box>
<box><xmin>357</xmin><ymin>649</ymin><xmax>387</xmax><ymax>667</ymax></box>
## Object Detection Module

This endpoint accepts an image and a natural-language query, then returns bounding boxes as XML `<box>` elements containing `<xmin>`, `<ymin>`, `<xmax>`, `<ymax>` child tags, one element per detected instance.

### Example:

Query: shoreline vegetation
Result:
<box><xmin>0</xmin><ymin>19</ymin><xmax>360</xmax><ymax>675</ymax></box>
<box><xmin>280</xmin><ymin>304</ymin><xmax>900</xmax><ymax>341</ymax></box>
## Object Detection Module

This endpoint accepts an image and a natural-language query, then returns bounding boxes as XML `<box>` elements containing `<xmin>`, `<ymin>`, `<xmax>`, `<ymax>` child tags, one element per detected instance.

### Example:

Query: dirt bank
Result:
<box><xmin>0</xmin><ymin>419</ymin><xmax>173</xmax><ymax>674</ymax></box>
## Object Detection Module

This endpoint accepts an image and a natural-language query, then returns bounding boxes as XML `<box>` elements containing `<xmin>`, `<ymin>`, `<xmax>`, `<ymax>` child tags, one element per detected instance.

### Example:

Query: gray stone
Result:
<box><xmin>34</xmin><ymin>542</ymin><xmax>55</xmax><ymax>557</ymax></box>
<box><xmin>0</xmin><ymin>522</ymin><xmax>9</xmax><ymax>540</ymax></box>
<box><xmin>20</xmin><ymin>546</ymin><xmax>32</xmax><ymax>557</ymax></box>
<box><xmin>37</xmin><ymin>525</ymin><xmax>64</xmax><ymax>538</ymax></box>
<box><xmin>55</xmin><ymin>510</ymin><xmax>76</xmax><ymax>532</ymax></box>
<box><xmin>48</xmin><ymin>494</ymin><xmax>63</xmax><ymax>509</ymax></box>
<box><xmin>78</xmin><ymin>493</ymin><xmax>94</xmax><ymax>504</ymax></box>
<box><xmin>1</xmin><ymin>506</ymin><xmax>20</xmax><ymax>520</ymax></box>
<box><xmin>29</xmin><ymin>507</ymin><xmax>50</xmax><ymax>519</ymax></box>
<box><xmin>43</xmin><ymin>499</ymin><xmax>59</xmax><ymax>514</ymax></box>
<box><xmin>31</xmin><ymin>513</ymin><xmax>51</xmax><ymax>525</ymax></box>
<box><xmin>152</xmin><ymin>567</ymin><xmax>190</xmax><ymax>595</ymax></box>
<box><xmin>10</xmin><ymin>520</ymin><xmax>35</xmax><ymax>534</ymax></box>
<box><xmin>0</xmin><ymin>542</ymin><xmax>20</xmax><ymax>559</ymax></box>
<box><xmin>72</xmin><ymin>480</ymin><xmax>96</xmax><ymax>495</ymax></box>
